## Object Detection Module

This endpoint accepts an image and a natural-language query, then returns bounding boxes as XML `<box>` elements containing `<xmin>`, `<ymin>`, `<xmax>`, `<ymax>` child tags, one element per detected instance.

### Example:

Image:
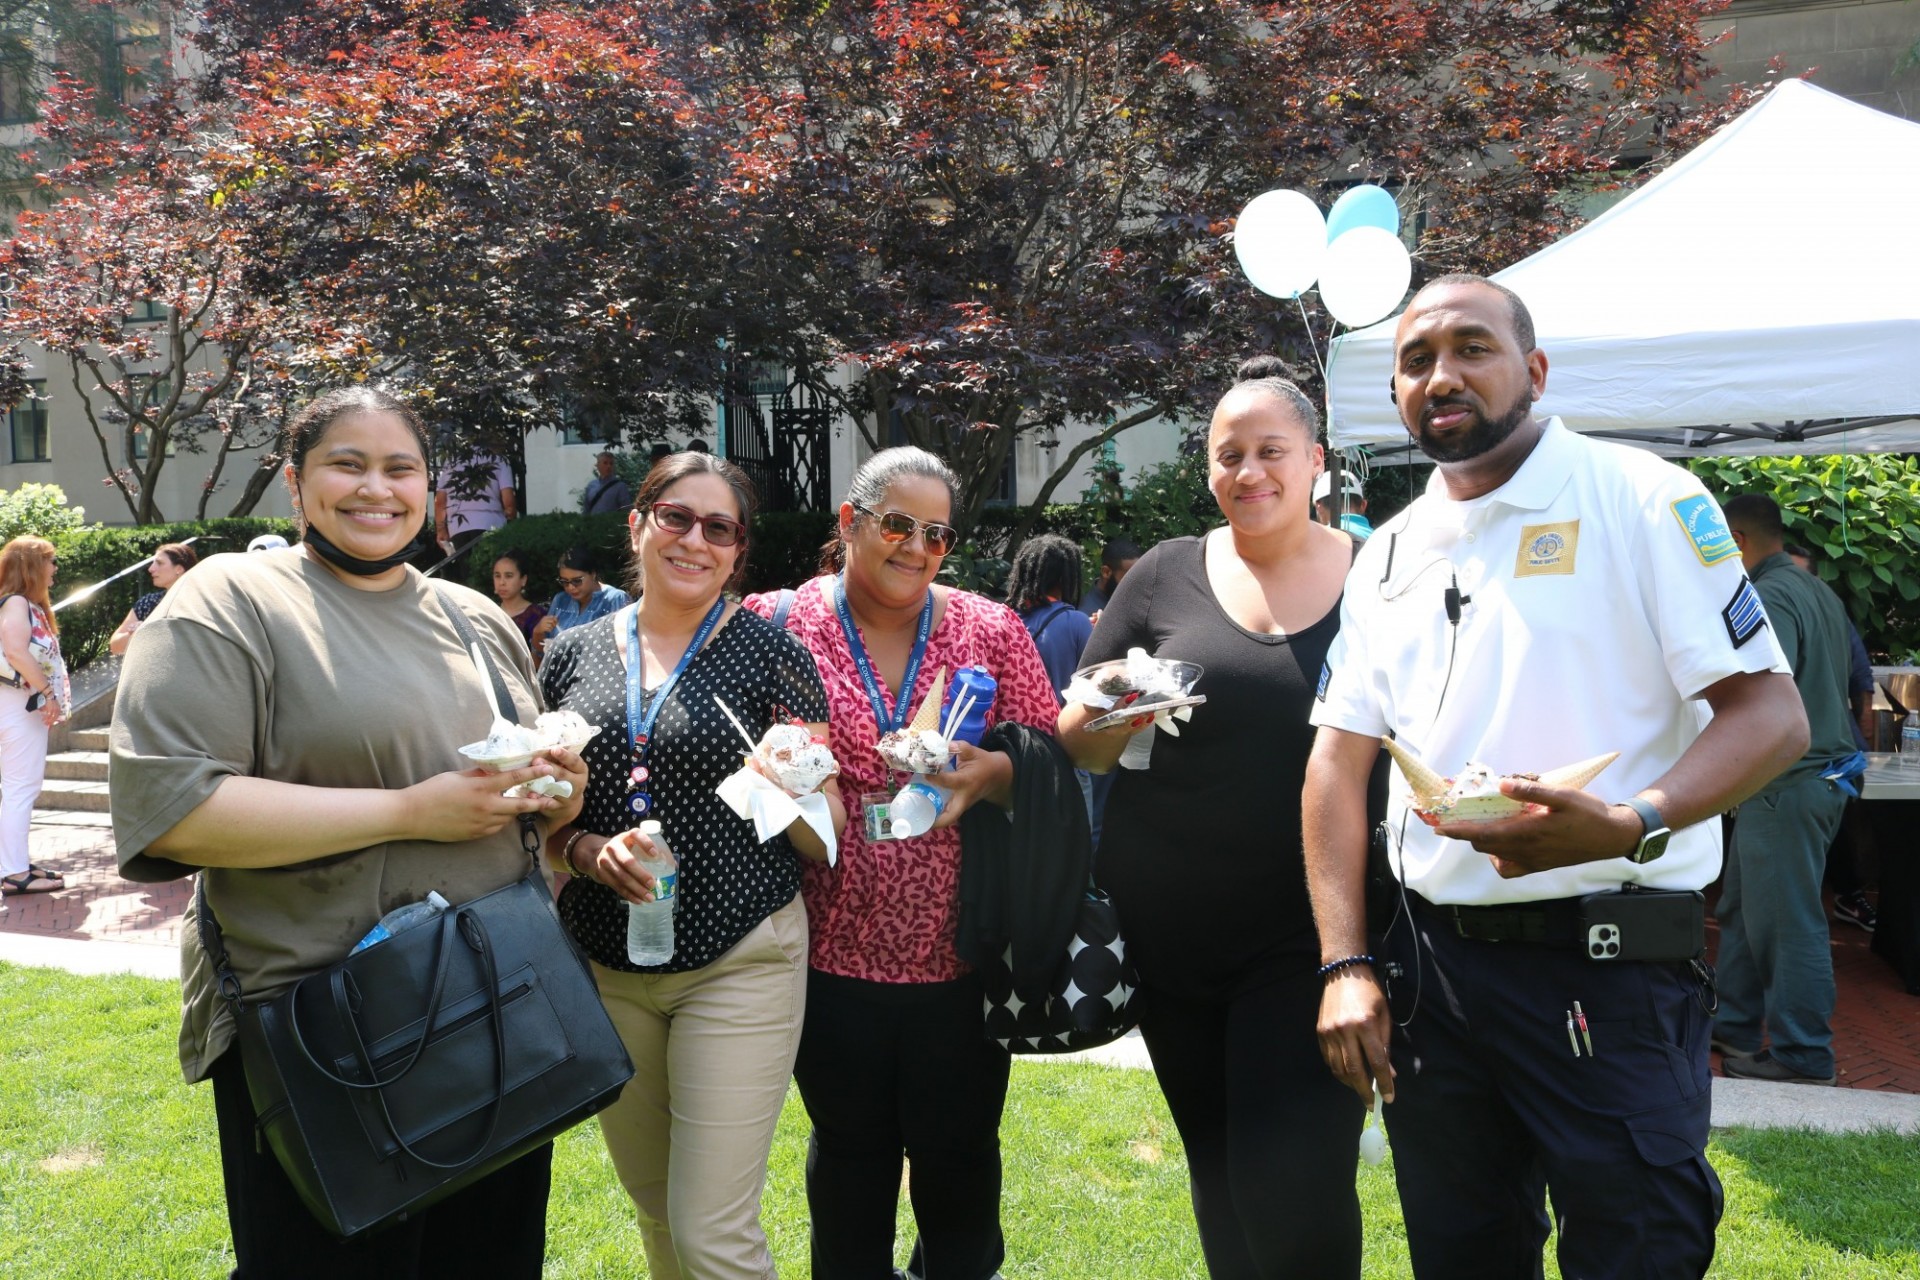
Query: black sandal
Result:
<box><xmin>1</xmin><ymin>869</ymin><xmax>63</xmax><ymax>895</ymax></box>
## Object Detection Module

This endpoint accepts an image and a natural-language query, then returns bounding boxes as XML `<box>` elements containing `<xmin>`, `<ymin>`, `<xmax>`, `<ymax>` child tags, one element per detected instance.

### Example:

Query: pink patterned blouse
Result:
<box><xmin>745</xmin><ymin>577</ymin><xmax>1059</xmax><ymax>983</ymax></box>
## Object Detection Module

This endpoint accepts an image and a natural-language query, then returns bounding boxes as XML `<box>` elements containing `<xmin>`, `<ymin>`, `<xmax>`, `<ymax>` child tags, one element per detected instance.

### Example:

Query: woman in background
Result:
<box><xmin>491</xmin><ymin>548</ymin><xmax>548</xmax><ymax>659</ymax></box>
<box><xmin>0</xmin><ymin>537</ymin><xmax>69</xmax><ymax>900</ymax></box>
<box><xmin>108</xmin><ymin>541</ymin><xmax>198</xmax><ymax>656</ymax></box>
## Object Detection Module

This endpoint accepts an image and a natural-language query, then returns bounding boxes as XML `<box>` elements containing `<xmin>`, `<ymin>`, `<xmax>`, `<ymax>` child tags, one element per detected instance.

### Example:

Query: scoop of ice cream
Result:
<box><xmin>877</xmin><ymin>727</ymin><xmax>950</xmax><ymax>775</ymax></box>
<box><xmin>755</xmin><ymin>723</ymin><xmax>837</xmax><ymax>795</ymax></box>
<box><xmin>460</xmin><ymin>718</ymin><xmax>541</xmax><ymax>769</ymax></box>
<box><xmin>534</xmin><ymin>709</ymin><xmax>599</xmax><ymax>753</ymax></box>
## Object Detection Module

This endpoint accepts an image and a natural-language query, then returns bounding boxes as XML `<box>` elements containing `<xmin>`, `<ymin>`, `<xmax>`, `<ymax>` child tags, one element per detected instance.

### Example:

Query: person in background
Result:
<box><xmin>1078</xmin><ymin>538</ymin><xmax>1141</xmax><ymax>618</ymax></box>
<box><xmin>582</xmin><ymin>450</ymin><xmax>633</xmax><ymax>516</ymax></box>
<box><xmin>1716</xmin><ymin>494</ymin><xmax>1859</xmax><ymax>1085</ymax></box>
<box><xmin>532</xmin><ymin>545</ymin><xmax>632</xmax><ymax>649</ymax></box>
<box><xmin>435</xmin><ymin>447</ymin><xmax>517</xmax><ymax>553</ymax></box>
<box><xmin>745</xmin><ymin>446</ymin><xmax>1059</xmax><ymax>1280</ymax></box>
<box><xmin>687</xmin><ymin>439</ymin><xmax>711</xmax><ymax>454</ymax></box>
<box><xmin>1786</xmin><ymin>542</ymin><xmax>1879</xmax><ymax>932</ymax></box>
<box><xmin>492</xmin><ymin>548</ymin><xmax>548</xmax><ymax>660</ymax></box>
<box><xmin>0</xmin><ymin>537</ymin><xmax>70</xmax><ymax>902</ymax></box>
<box><xmin>108</xmin><ymin>386</ymin><xmax>583</xmax><ymax>1277</ymax></box>
<box><xmin>1059</xmin><ymin>369</ymin><xmax>1369</xmax><ymax>1278</ymax></box>
<box><xmin>1312</xmin><ymin>472</ymin><xmax>1373</xmax><ymax>542</ymax></box>
<box><xmin>1006</xmin><ymin>535</ymin><xmax>1094</xmax><ymax>698</ymax></box>
<box><xmin>542</xmin><ymin>451</ymin><xmax>844</xmax><ymax>1280</ymax></box>
<box><xmin>1007</xmin><ymin>534</ymin><xmax>1098</xmax><ymax>824</ymax></box>
<box><xmin>108</xmin><ymin>542</ymin><xmax>198</xmax><ymax>656</ymax></box>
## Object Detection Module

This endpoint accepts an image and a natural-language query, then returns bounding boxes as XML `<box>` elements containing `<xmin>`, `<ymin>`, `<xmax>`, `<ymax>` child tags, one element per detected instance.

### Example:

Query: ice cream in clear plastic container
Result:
<box><xmin>459</xmin><ymin>719</ymin><xmax>542</xmax><ymax>771</ymax></box>
<box><xmin>1383</xmin><ymin>738</ymin><xmax>1620</xmax><ymax>823</ymax></box>
<box><xmin>755</xmin><ymin>723</ymin><xmax>837</xmax><ymax>796</ymax></box>
<box><xmin>1066</xmin><ymin>648</ymin><xmax>1203</xmax><ymax>714</ymax></box>
<box><xmin>533</xmin><ymin>709</ymin><xmax>601</xmax><ymax>754</ymax></box>
<box><xmin>460</xmin><ymin>711</ymin><xmax>602</xmax><ymax>799</ymax></box>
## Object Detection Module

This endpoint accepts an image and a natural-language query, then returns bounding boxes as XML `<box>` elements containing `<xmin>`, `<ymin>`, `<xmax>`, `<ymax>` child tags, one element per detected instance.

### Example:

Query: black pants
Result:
<box><xmin>793</xmin><ymin>968</ymin><xmax>1012</xmax><ymax>1280</ymax></box>
<box><xmin>1137</xmin><ymin>969</ymin><xmax>1365</xmax><ymax>1280</ymax></box>
<box><xmin>1382</xmin><ymin>905</ymin><xmax>1723</xmax><ymax>1280</ymax></box>
<box><xmin>208</xmin><ymin>1049</ymin><xmax>551</xmax><ymax>1279</ymax></box>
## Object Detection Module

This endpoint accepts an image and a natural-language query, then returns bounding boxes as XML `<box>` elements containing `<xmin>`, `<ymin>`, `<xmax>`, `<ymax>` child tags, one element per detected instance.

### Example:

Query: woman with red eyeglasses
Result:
<box><xmin>541</xmin><ymin>451</ymin><xmax>846</xmax><ymax>1280</ymax></box>
<box><xmin>744</xmin><ymin>446</ymin><xmax>1059</xmax><ymax>1280</ymax></box>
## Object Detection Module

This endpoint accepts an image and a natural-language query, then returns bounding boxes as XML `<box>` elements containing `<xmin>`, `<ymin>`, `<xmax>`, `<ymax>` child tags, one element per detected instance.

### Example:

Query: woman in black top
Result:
<box><xmin>1060</xmin><ymin>370</ymin><xmax>1367</xmax><ymax>1278</ymax></box>
<box><xmin>107</xmin><ymin>541</ymin><xmax>197</xmax><ymax>656</ymax></box>
<box><xmin>542</xmin><ymin>452</ymin><xmax>845</xmax><ymax>1280</ymax></box>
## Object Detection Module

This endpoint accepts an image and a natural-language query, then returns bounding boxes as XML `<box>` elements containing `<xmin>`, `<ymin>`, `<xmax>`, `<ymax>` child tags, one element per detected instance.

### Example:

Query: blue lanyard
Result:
<box><xmin>625</xmin><ymin>597</ymin><xmax>727</xmax><ymax>756</ymax></box>
<box><xmin>834</xmin><ymin>573</ymin><xmax>934</xmax><ymax>735</ymax></box>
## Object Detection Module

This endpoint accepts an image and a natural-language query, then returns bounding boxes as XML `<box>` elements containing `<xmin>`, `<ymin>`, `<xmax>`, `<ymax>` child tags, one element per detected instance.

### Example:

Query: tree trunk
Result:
<box><xmin>228</xmin><ymin>453</ymin><xmax>286</xmax><ymax>517</ymax></box>
<box><xmin>1005</xmin><ymin>402</ymin><xmax>1172</xmax><ymax>559</ymax></box>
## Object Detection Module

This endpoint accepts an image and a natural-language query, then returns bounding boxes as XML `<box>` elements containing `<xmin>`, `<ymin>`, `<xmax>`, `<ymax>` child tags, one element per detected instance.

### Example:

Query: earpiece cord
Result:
<box><xmin>1383</xmin><ymin>574</ymin><xmax>1464</xmax><ymax>1031</ymax></box>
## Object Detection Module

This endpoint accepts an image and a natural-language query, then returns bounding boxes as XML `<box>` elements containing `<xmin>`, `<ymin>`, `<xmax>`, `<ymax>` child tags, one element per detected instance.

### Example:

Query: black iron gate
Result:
<box><xmin>724</xmin><ymin>377</ymin><xmax>830</xmax><ymax>512</ymax></box>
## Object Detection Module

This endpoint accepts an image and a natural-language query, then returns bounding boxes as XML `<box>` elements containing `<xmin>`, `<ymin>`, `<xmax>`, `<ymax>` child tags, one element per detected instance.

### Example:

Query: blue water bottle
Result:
<box><xmin>945</xmin><ymin>666</ymin><xmax>998</xmax><ymax>746</ymax></box>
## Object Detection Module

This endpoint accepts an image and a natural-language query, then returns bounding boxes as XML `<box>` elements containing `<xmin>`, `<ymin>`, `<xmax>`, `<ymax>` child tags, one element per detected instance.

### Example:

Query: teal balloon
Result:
<box><xmin>1326</xmin><ymin>184</ymin><xmax>1400</xmax><ymax>241</ymax></box>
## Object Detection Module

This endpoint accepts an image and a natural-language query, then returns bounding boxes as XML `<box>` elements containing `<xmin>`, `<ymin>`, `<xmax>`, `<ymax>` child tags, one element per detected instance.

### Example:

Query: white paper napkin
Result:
<box><xmin>717</xmin><ymin>766</ymin><xmax>838</xmax><ymax>866</ymax></box>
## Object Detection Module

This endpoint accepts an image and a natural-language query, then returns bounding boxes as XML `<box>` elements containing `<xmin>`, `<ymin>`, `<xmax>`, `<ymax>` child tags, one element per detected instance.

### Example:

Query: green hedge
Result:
<box><xmin>52</xmin><ymin>518</ymin><xmax>298</xmax><ymax>668</ymax></box>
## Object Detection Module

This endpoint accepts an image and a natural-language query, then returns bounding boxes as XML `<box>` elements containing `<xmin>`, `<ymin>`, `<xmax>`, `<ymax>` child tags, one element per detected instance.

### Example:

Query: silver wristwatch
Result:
<box><xmin>1617</xmin><ymin>796</ymin><xmax>1671</xmax><ymax>865</ymax></box>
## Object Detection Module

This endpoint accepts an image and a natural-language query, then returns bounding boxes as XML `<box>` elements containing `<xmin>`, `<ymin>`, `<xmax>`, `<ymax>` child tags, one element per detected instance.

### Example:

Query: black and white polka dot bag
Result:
<box><xmin>981</xmin><ymin>886</ymin><xmax>1137</xmax><ymax>1054</ymax></box>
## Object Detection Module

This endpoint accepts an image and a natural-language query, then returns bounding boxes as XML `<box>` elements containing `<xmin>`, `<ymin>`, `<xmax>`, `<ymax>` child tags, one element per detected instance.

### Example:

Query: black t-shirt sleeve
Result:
<box><xmin>1080</xmin><ymin>539</ymin><xmax>1172</xmax><ymax>668</ymax></box>
<box><xmin>764</xmin><ymin>628</ymin><xmax>829</xmax><ymax>726</ymax></box>
<box><xmin>539</xmin><ymin>626</ymin><xmax>582</xmax><ymax>710</ymax></box>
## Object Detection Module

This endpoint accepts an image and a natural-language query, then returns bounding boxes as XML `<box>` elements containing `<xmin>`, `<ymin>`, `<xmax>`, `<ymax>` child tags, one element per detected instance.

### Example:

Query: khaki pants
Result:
<box><xmin>593</xmin><ymin>893</ymin><xmax>808</xmax><ymax>1280</ymax></box>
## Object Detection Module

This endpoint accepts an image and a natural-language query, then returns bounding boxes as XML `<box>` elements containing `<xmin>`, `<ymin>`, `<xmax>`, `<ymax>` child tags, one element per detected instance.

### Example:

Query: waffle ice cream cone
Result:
<box><xmin>1537</xmin><ymin>752</ymin><xmax>1621</xmax><ymax>791</ymax></box>
<box><xmin>1383</xmin><ymin>738</ymin><xmax>1450</xmax><ymax>811</ymax></box>
<box><xmin>908</xmin><ymin>666</ymin><xmax>947</xmax><ymax>732</ymax></box>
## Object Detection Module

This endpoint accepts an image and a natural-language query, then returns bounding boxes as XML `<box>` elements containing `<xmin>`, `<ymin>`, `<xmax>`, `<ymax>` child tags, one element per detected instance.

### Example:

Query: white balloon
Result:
<box><xmin>1318</xmin><ymin>225</ymin><xmax>1414</xmax><ymax>328</ymax></box>
<box><xmin>1232</xmin><ymin>189</ymin><xmax>1327</xmax><ymax>299</ymax></box>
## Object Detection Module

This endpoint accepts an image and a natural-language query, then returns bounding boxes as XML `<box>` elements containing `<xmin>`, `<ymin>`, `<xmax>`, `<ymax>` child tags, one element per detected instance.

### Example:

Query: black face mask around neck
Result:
<box><xmin>301</xmin><ymin>519</ymin><xmax>432</xmax><ymax>577</ymax></box>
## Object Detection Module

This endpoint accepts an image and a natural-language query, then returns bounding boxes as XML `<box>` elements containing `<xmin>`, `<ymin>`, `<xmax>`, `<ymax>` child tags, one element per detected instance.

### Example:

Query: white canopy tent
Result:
<box><xmin>1324</xmin><ymin>78</ymin><xmax>1920</xmax><ymax>460</ymax></box>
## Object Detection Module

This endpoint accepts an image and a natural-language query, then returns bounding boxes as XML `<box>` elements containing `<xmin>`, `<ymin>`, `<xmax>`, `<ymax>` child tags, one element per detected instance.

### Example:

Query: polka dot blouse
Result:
<box><xmin>540</xmin><ymin>605</ymin><xmax>830</xmax><ymax>974</ymax></box>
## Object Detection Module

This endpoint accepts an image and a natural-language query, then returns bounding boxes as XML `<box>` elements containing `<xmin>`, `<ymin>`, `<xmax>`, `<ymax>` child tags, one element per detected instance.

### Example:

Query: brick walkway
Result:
<box><xmin>5</xmin><ymin>817</ymin><xmax>1915</xmax><ymax>1093</ymax></box>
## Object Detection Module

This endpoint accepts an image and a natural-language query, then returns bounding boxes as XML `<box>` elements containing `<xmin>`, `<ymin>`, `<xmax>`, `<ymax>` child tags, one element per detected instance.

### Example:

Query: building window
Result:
<box><xmin>8</xmin><ymin>381</ymin><xmax>49</xmax><ymax>463</ymax></box>
<box><xmin>0</xmin><ymin>32</ymin><xmax>35</xmax><ymax>125</ymax></box>
<box><xmin>125</xmin><ymin>374</ymin><xmax>174</xmax><ymax>462</ymax></box>
<box><xmin>126</xmin><ymin>298</ymin><xmax>169</xmax><ymax>325</ymax></box>
<box><xmin>557</xmin><ymin>396</ymin><xmax>620</xmax><ymax>446</ymax></box>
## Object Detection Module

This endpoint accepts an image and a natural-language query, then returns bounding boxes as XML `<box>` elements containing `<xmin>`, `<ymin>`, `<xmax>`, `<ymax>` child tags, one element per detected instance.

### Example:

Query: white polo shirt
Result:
<box><xmin>1311</xmin><ymin>419</ymin><xmax>1789</xmax><ymax>905</ymax></box>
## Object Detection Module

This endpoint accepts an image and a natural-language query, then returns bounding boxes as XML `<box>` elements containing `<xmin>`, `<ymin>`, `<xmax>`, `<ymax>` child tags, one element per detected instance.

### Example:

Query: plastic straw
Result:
<box><xmin>942</xmin><ymin>694</ymin><xmax>975</xmax><ymax>742</ymax></box>
<box><xmin>712</xmin><ymin>695</ymin><xmax>759</xmax><ymax>751</ymax></box>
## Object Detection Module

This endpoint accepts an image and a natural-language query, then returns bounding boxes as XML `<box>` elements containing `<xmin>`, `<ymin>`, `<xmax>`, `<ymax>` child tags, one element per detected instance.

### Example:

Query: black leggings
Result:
<box><xmin>1138</xmin><ymin>969</ymin><xmax>1366</xmax><ymax>1280</ymax></box>
<box><xmin>794</xmin><ymin>968</ymin><xmax>1012</xmax><ymax>1280</ymax></box>
<box><xmin>208</xmin><ymin>1049</ymin><xmax>551</xmax><ymax>1279</ymax></box>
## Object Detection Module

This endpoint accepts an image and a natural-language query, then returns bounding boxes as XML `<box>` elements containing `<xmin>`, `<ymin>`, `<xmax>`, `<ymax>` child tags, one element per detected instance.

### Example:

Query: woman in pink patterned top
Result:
<box><xmin>746</xmin><ymin>446</ymin><xmax>1056</xmax><ymax>1280</ymax></box>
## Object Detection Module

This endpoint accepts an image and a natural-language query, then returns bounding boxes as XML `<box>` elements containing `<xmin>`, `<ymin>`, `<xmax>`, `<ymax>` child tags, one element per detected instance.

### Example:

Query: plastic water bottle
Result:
<box><xmin>626</xmin><ymin>821</ymin><xmax>678</xmax><ymax>965</ymax></box>
<box><xmin>944</xmin><ymin>667</ymin><xmax>998</xmax><ymax>747</ymax></box>
<box><xmin>1903</xmin><ymin>713</ymin><xmax>1920</xmax><ymax>769</ymax></box>
<box><xmin>888</xmin><ymin>780</ymin><xmax>951</xmax><ymax>840</ymax></box>
<box><xmin>350</xmin><ymin>891</ymin><xmax>450</xmax><ymax>954</ymax></box>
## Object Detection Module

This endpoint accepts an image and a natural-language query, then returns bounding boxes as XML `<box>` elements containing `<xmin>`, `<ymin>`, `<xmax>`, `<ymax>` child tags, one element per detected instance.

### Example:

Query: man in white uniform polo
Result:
<box><xmin>1304</xmin><ymin>275</ymin><xmax>1809</xmax><ymax>1279</ymax></box>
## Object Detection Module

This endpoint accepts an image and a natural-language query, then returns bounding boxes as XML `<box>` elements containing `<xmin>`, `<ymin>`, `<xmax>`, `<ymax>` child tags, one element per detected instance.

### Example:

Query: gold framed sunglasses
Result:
<box><xmin>855</xmin><ymin>505</ymin><xmax>958</xmax><ymax>557</ymax></box>
<box><xmin>648</xmin><ymin>500</ymin><xmax>747</xmax><ymax>547</ymax></box>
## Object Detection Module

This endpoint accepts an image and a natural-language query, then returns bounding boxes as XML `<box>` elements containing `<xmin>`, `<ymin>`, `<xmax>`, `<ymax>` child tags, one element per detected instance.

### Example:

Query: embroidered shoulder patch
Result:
<box><xmin>1671</xmin><ymin>494</ymin><xmax>1739</xmax><ymax>567</ymax></box>
<box><xmin>1514</xmin><ymin>520</ymin><xmax>1579</xmax><ymax>578</ymax></box>
<box><xmin>1316</xmin><ymin>660</ymin><xmax>1331</xmax><ymax>702</ymax></box>
<box><xmin>1722</xmin><ymin>576</ymin><xmax>1767</xmax><ymax>649</ymax></box>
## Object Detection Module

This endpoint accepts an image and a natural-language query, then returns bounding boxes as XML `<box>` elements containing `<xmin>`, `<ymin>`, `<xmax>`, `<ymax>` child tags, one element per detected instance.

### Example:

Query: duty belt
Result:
<box><xmin>1411</xmin><ymin>893</ymin><xmax>1586</xmax><ymax>947</ymax></box>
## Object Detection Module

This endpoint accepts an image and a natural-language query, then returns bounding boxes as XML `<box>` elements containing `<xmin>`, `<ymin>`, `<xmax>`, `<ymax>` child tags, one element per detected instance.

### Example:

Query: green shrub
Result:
<box><xmin>1689</xmin><ymin>454</ymin><xmax>1920</xmax><ymax>661</ymax></box>
<box><xmin>747</xmin><ymin>511</ymin><xmax>837</xmax><ymax>594</ymax></box>
<box><xmin>52</xmin><ymin>517</ymin><xmax>297</xmax><ymax>668</ymax></box>
<box><xmin>0</xmin><ymin>482</ymin><xmax>92</xmax><ymax>545</ymax></box>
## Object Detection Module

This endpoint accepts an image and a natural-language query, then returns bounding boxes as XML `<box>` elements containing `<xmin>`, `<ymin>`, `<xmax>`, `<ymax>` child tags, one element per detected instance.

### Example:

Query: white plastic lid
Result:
<box><xmin>890</xmin><ymin>819</ymin><xmax>912</xmax><ymax>839</ymax></box>
<box><xmin>641</xmin><ymin>819</ymin><xmax>663</xmax><ymax>834</ymax></box>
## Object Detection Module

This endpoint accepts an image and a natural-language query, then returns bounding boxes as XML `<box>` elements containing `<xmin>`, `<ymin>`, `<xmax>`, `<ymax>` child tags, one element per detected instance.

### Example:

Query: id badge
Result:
<box><xmin>862</xmin><ymin>791</ymin><xmax>896</xmax><ymax>843</ymax></box>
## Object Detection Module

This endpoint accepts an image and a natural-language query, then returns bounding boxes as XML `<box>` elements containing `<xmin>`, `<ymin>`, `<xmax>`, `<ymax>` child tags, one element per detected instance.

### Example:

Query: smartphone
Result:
<box><xmin>1579</xmin><ymin>889</ymin><xmax>1705</xmax><ymax>962</ymax></box>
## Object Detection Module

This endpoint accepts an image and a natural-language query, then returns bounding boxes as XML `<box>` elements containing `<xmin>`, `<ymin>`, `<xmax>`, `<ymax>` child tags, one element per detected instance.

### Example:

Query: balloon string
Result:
<box><xmin>1294</xmin><ymin>293</ymin><xmax>1331</xmax><ymax>386</ymax></box>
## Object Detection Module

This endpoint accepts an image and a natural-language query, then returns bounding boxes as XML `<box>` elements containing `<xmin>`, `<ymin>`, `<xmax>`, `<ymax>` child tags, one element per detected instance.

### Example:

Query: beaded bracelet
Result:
<box><xmin>560</xmin><ymin>829</ymin><xmax>593</xmax><ymax>879</ymax></box>
<box><xmin>1317</xmin><ymin>954</ymin><xmax>1375</xmax><ymax>979</ymax></box>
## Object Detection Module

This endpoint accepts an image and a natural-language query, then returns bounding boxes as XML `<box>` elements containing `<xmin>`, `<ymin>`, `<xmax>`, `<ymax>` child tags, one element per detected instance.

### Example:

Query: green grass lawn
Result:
<box><xmin>3</xmin><ymin>963</ymin><xmax>1916</xmax><ymax>1278</ymax></box>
